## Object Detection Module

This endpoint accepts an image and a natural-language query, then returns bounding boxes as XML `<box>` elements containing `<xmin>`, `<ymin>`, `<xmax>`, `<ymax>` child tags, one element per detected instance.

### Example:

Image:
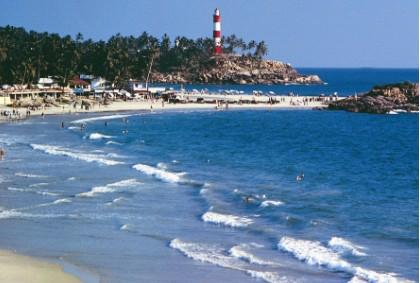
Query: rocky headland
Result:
<box><xmin>150</xmin><ymin>55</ymin><xmax>322</xmax><ymax>85</ymax></box>
<box><xmin>328</xmin><ymin>82</ymin><xmax>419</xmax><ymax>114</ymax></box>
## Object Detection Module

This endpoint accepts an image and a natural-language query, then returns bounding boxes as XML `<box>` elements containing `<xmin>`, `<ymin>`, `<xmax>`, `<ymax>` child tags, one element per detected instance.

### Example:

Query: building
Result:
<box><xmin>68</xmin><ymin>76</ymin><xmax>91</xmax><ymax>95</ymax></box>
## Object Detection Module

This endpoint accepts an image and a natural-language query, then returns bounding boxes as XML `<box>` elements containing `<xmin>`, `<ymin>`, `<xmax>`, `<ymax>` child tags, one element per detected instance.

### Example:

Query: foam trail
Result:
<box><xmin>106</xmin><ymin>141</ymin><xmax>122</xmax><ymax>145</ymax></box>
<box><xmin>202</xmin><ymin>211</ymin><xmax>253</xmax><ymax>228</ymax></box>
<box><xmin>229</xmin><ymin>243</ymin><xmax>278</xmax><ymax>266</ymax></box>
<box><xmin>132</xmin><ymin>163</ymin><xmax>185</xmax><ymax>183</ymax></box>
<box><xmin>29</xmin><ymin>183</ymin><xmax>49</xmax><ymax>188</ymax></box>
<box><xmin>278</xmin><ymin>236</ymin><xmax>412</xmax><ymax>283</ymax></box>
<box><xmin>53</xmin><ymin>198</ymin><xmax>72</xmax><ymax>204</ymax></box>
<box><xmin>260</xmin><ymin>200</ymin><xmax>284</xmax><ymax>208</ymax></box>
<box><xmin>31</xmin><ymin>144</ymin><xmax>123</xmax><ymax>166</ymax></box>
<box><xmin>78</xmin><ymin>179</ymin><xmax>142</xmax><ymax>197</ymax></box>
<box><xmin>15</xmin><ymin>172</ymin><xmax>48</xmax><ymax>178</ymax></box>
<box><xmin>71</xmin><ymin>113</ymin><xmax>136</xmax><ymax>124</ymax></box>
<box><xmin>328</xmin><ymin>237</ymin><xmax>367</xmax><ymax>256</ymax></box>
<box><xmin>88</xmin><ymin>133</ymin><xmax>114</xmax><ymax>140</ymax></box>
<box><xmin>7</xmin><ymin>187</ymin><xmax>59</xmax><ymax>196</ymax></box>
<box><xmin>170</xmin><ymin>239</ymin><xmax>290</xmax><ymax>283</ymax></box>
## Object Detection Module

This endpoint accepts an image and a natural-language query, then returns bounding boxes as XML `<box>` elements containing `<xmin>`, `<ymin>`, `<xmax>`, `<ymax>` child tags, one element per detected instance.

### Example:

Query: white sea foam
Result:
<box><xmin>387</xmin><ymin>111</ymin><xmax>398</xmax><ymax>115</ymax></box>
<box><xmin>31</xmin><ymin>144</ymin><xmax>124</xmax><ymax>166</ymax></box>
<box><xmin>88</xmin><ymin>133</ymin><xmax>114</xmax><ymax>140</ymax></box>
<box><xmin>170</xmin><ymin>239</ymin><xmax>290</xmax><ymax>283</ymax></box>
<box><xmin>229</xmin><ymin>243</ymin><xmax>277</xmax><ymax>266</ymax></box>
<box><xmin>247</xmin><ymin>270</ymin><xmax>290</xmax><ymax>283</ymax></box>
<box><xmin>132</xmin><ymin>163</ymin><xmax>185</xmax><ymax>183</ymax></box>
<box><xmin>106</xmin><ymin>141</ymin><xmax>122</xmax><ymax>145</ymax></box>
<box><xmin>71</xmin><ymin>113</ymin><xmax>135</xmax><ymax>124</ymax></box>
<box><xmin>7</xmin><ymin>187</ymin><xmax>58</xmax><ymax>196</ymax></box>
<box><xmin>157</xmin><ymin>162</ymin><xmax>167</xmax><ymax>169</ymax></box>
<box><xmin>67</xmin><ymin>177</ymin><xmax>76</xmax><ymax>181</ymax></box>
<box><xmin>278</xmin><ymin>236</ymin><xmax>412</xmax><ymax>283</ymax></box>
<box><xmin>328</xmin><ymin>237</ymin><xmax>367</xmax><ymax>257</ymax></box>
<box><xmin>78</xmin><ymin>179</ymin><xmax>142</xmax><ymax>197</ymax></box>
<box><xmin>53</xmin><ymin>198</ymin><xmax>72</xmax><ymax>204</ymax></box>
<box><xmin>348</xmin><ymin>276</ymin><xmax>368</xmax><ymax>283</ymax></box>
<box><xmin>15</xmin><ymin>172</ymin><xmax>48</xmax><ymax>178</ymax></box>
<box><xmin>202</xmin><ymin>211</ymin><xmax>253</xmax><ymax>228</ymax></box>
<box><xmin>260</xmin><ymin>200</ymin><xmax>284</xmax><ymax>208</ymax></box>
<box><xmin>67</xmin><ymin>126</ymin><xmax>79</xmax><ymax>131</ymax></box>
<box><xmin>120</xmin><ymin>224</ymin><xmax>135</xmax><ymax>232</ymax></box>
<box><xmin>0</xmin><ymin>210</ymin><xmax>68</xmax><ymax>220</ymax></box>
<box><xmin>29</xmin><ymin>183</ymin><xmax>49</xmax><ymax>188</ymax></box>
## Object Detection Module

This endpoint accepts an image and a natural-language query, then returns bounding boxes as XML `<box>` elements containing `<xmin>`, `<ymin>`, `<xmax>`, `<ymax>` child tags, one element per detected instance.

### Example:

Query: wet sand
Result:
<box><xmin>0</xmin><ymin>249</ymin><xmax>82</xmax><ymax>283</ymax></box>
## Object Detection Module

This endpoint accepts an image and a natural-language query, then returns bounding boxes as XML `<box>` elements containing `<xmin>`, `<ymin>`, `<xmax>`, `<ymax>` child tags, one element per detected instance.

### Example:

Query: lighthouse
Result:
<box><xmin>213</xmin><ymin>8</ymin><xmax>222</xmax><ymax>55</ymax></box>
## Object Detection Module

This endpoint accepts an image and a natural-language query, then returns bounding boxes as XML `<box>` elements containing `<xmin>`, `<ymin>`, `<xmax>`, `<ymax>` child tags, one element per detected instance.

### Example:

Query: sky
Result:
<box><xmin>0</xmin><ymin>0</ymin><xmax>418</xmax><ymax>68</ymax></box>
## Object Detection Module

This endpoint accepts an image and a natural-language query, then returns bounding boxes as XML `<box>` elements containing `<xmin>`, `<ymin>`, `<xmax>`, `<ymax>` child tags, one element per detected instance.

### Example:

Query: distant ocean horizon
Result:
<box><xmin>157</xmin><ymin>67</ymin><xmax>419</xmax><ymax>97</ymax></box>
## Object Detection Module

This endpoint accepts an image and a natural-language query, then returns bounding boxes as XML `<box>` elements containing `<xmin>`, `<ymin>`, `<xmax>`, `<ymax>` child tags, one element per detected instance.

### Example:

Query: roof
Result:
<box><xmin>69</xmin><ymin>77</ymin><xmax>89</xmax><ymax>85</ymax></box>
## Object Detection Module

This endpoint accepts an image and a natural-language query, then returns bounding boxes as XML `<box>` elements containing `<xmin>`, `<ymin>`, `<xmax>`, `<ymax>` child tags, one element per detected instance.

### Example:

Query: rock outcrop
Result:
<box><xmin>150</xmin><ymin>55</ymin><xmax>322</xmax><ymax>85</ymax></box>
<box><xmin>328</xmin><ymin>82</ymin><xmax>419</xmax><ymax>114</ymax></box>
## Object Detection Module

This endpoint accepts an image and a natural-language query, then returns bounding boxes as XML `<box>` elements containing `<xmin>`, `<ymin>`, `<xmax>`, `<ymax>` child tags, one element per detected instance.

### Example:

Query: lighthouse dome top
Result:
<box><xmin>214</xmin><ymin>8</ymin><xmax>220</xmax><ymax>16</ymax></box>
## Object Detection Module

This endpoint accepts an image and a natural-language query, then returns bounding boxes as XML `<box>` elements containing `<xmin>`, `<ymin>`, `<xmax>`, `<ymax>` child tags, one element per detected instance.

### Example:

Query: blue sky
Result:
<box><xmin>0</xmin><ymin>0</ymin><xmax>418</xmax><ymax>68</ymax></box>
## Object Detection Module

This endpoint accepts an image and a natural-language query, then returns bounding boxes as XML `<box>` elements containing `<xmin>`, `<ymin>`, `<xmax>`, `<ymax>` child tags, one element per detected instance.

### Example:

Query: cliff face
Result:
<box><xmin>328</xmin><ymin>82</ymin><xmax>419</xmax><ymax>114</ymax></box>
<box><xmin>150</xmin><ymin>55</ymin><xmax>322</xmax><ymax>85</ymax></box>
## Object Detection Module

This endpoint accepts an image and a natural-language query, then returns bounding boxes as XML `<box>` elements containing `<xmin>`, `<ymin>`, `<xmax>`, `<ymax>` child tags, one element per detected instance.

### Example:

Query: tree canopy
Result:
<box><xmin>0</xmin><ymin>26</ymin><xmax>269</xmax><ymax>85</ymax></box>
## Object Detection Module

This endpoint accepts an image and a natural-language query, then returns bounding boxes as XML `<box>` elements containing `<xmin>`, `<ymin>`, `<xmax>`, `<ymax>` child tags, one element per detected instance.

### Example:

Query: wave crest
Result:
<box><xmin>31</xmin><ymin>144</ymin><xmax>123</xmax><ymax>166</ymax></box>
<box><xmin>78</xmin><ymin>179</ymin><xmax>142</xmax><ymax>197</ymax></box>
<box><xmin>202</xmin><ymin>211</ymin><xmax>253</xmax><ymax>228</ymax></box>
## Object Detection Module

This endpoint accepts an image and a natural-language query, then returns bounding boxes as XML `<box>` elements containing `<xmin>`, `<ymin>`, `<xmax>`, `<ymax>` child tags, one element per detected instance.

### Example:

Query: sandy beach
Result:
<box><xmin>0</xmin><ymin>249</ymin><xmax>82</xmax><ymax>283</ymax></box>
<box><xmin>0</xmin><ymin>97</ymin><xmax>327</xmax><ymax>123</ymax></box>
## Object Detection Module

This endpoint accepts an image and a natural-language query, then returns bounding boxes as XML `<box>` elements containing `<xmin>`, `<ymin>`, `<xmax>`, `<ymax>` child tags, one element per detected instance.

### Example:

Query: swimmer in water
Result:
<box><xmin>122</xmin><ymin>129</ymin><xmax>128</xmax><ymax>134</ymax></box>
<box><xmin>296</xmin><ymin>171</ymin><xmax>304</xmax><ymax>181</ymax></box>
<box><xmin>243</xmin><ymin>195</ymin><xmax>253</xmax><ymax>204</ymax></box>
<box><xmin>104</xmin><ymin>121</ymin><xmax>108</xmax><ymax>126</ymax></box>
<box><xmin>61</xmin><ymin>121</ymin><xmax>64</xmax><ymax>128</ymax></box>
<box><xmin>0</xmin><ymin>148</ymin><xmax>5</xmax><ymax>160</ymax></box>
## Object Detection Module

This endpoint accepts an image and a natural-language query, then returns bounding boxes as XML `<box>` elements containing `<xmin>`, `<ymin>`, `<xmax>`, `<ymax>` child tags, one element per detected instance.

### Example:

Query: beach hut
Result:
<box><xmin>69</xmin><ymin>76</ymin><xmax>91</xmax><ymax>95</ymax></box>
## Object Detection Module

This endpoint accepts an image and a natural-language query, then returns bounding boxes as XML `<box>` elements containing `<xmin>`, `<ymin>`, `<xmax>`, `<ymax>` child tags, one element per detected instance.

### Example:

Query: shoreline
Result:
<box><xmin>0</xmin><ymin>249</ymin><xmax>95</xmax><ymax>283</ymax></box>
<box><xmin>0</xmin><ymin>99</ymin><xmax>326</xmax><ymax>123</ymax></box>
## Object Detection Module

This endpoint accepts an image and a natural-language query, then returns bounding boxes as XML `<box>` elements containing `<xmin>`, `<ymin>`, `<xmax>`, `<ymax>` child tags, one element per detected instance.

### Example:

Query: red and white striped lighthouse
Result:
<box><xmin>213</xmin><ymin>8</ymin><xmax>222</xmax><ymax>55</ymax></box>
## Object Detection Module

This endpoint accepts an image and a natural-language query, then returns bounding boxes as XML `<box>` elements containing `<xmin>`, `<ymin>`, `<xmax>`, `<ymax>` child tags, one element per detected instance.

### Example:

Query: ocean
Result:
<box><xmin>0</xmin><ymin>68</ymin><xmax>418</xmax><ymax>283</ymax></box>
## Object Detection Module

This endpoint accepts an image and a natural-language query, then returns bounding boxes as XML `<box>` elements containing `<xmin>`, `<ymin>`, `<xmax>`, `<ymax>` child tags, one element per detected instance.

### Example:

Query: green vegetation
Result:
<box><xmin>0</xmin><ymin>26</ymin><xmax>269</xmax><ymax>85</ymax></box>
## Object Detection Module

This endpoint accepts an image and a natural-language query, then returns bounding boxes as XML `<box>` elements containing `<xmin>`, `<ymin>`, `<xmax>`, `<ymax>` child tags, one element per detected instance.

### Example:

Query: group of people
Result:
<box><xmin>1</xmin><ymin>109</ymin><xmax>24</xmax><ymax>120</ymax></box>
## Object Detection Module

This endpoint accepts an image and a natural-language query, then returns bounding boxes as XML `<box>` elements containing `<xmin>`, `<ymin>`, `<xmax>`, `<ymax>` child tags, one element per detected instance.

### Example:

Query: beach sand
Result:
<box><xmin>0</xmin><ymin>249</ymin><xmax>82</xmax><ymax>283</ymax></box>
<box><xmin>0</xmin><ymin>98</ymin><xmax>326</xmax><ymax>123</ymax></box>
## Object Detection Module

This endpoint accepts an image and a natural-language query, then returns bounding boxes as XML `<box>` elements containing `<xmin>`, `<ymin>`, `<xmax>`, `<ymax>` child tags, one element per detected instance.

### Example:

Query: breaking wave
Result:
<box><xmin>229</xmin><ymin>243</ymin><xmax>278</xmax><ymax>266</ymax></box>
<box><xmin>170</xmin><ymin>239</ymin><xmax>290</xmax><ymax>283</ymax></box>
<box><xmin>78</xmin><ymin>179</ymin><xmax>142</xmax><ymax>197</ymax></box>
<box><xmin>88</xmin><ymin>133</ymin><xmax>114</xmax><ymax>140</ymax></box>
<box><xmin>202</xmin><ymin>211</ymin><xmax>253</xmax><ymax>228</ymax></box>
<box><xmin>132</xmin><ymin>163</ymin><xmax>185</xmax><ymax>184</ymax></box>
<box><xmin>260</xmin><ymin>200</ymin><xmax>284</xmax><ymax>208</ymax></box>
<box><xmin>328</xmin><ymin>237</ymin><xmax>367</xmax><ymax>257</ymax></box>
<box><xmin>278</xmin><ymin>236</ymin><xmax>412</xmax><ymax>283</ymax></box>
<box><xmin>31</xmin><ymin>144</ymin><xmax>124</xmax><ymax>166</ymax></box>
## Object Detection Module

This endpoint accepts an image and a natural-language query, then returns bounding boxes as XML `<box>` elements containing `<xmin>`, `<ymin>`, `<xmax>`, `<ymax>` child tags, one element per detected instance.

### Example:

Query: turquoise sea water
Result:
<box><xmin>0</xmin><ymin>69</ymin><xmax>418</xmax><ymax>283</ymax></box>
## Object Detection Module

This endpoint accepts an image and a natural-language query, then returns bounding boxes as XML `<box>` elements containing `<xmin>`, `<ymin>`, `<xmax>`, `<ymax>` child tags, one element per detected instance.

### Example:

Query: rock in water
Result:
<box><xmin>328</xmin><ymin>82</ymin><xmax>419</xmax><ymax>114</ymax></box>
